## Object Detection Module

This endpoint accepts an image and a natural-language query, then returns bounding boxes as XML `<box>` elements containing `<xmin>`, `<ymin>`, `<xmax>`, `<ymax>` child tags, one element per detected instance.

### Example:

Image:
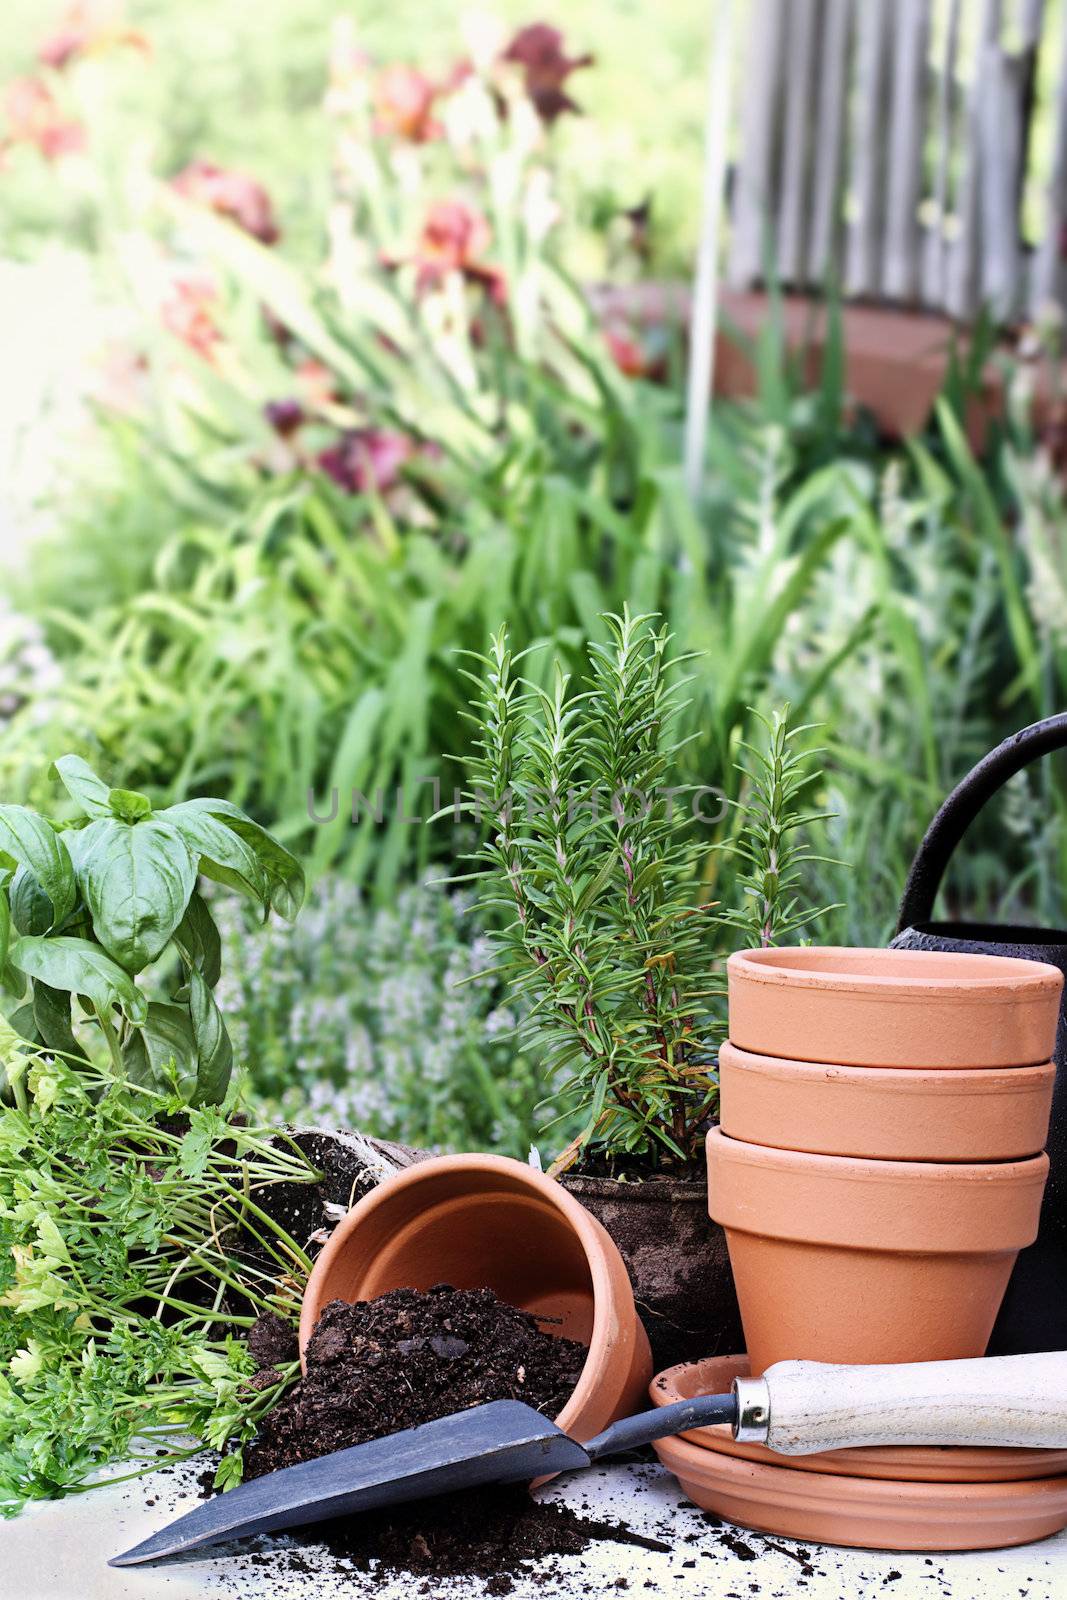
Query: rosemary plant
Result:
<box><xmin>718</xmin><ymin>708</ymin><xmax>838</xmax><ymax>949</ymax></box>
<box><xmin>459</xmin><ymin>612</ymin><xmax>715</xmax><ymax>1174</ymax></box>
<box><xmin>460</xmin><ymin>616</ymin><xmax>836</xmax><ymax>1176</ymax></box>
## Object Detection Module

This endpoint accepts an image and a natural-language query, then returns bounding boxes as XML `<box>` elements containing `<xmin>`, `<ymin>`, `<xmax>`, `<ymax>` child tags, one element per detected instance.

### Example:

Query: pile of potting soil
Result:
<box><xmin>244</xmin><ymin>1284</ymin><xmax>656</xmax><ymax>1591</ymax></box>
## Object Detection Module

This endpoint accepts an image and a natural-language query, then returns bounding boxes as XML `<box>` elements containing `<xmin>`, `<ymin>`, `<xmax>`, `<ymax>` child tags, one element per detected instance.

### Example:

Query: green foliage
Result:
<box><xmin>457</xmin><ymin>614</ymin><xmax>832</xmax><ymax>1172</ymax></box>
<box><xmin>2</xmin><ymin>6</ymin><xmax>1066</xmax><ymax>948</ymax></box>
<box><xmin>0</xmin><ymin>757</ymin><xmax>303</xmax><ymax>1107</ymax></box>
<box><xmin>0</xmin><ymin>1046</ymin><xmax>318</xmax><ymax>1513</ymax></box>
<box><xmin>0</xmin><ymin>2</ymin><xmax>712</xmax><ymax>271</ymax></box>
<box><xmin>0</xmin><ymin>8</ymin><xmax>881</xmax><ymax>905</ymax></box>
<box><xmin>718</xmin><ymin>709</ymin><xmax>839</xmax><ymax>950</ymax></box>
<box><xmin>217</xmin><ymin>876</ymin><xmax>556</xmax><ymax>1158</ymax></box>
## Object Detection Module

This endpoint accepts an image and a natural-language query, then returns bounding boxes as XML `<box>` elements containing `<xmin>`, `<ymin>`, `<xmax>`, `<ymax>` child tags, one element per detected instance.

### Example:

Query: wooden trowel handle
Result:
<box><xmin>740</xmin><ymin>1351</ymin><xmax>1067</xmax><ymax>1454</ymax></box>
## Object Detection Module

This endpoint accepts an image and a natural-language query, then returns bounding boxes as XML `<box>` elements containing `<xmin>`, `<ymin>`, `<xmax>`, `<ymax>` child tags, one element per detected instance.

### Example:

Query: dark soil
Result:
<box><xmin>245</xmin><ymin>1283</ymin><xmax>588</xmax><ymax>1476</ymax></box>
<box><xmin>247</xmin><ymin>1312</ymin><xmax>299</xmax><ymax>1373</ymax></box>
<box><xmin>242</xmin><ymin>1283</ymin><xmax>645</xmax><ymax>1590</ymax></box>
<box><xmin>570</xmin><ymin>1147</ymin><xmax>708</xmax><ymax>1183</ymax></box>
<box><xmin>301</xmin><ymin>1483</ymin><xmax>669</xmax><ymax>1593</ymax></box>
<box><xmin>562</xmin><ymin>1156</ymin><xmax>744</xmax><ymax>1371</ymax></box>
<box><xmin>250</xmin><ymin>1130</ymin><xmax>381</xmax><ymax>1261</ymax></box>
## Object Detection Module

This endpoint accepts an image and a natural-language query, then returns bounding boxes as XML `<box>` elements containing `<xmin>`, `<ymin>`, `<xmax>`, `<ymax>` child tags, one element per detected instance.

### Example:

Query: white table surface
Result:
<box><xmin>5</xmin><ymin>1456</ymin><xmax>1067</xmax><ymax>1600</ymax></box>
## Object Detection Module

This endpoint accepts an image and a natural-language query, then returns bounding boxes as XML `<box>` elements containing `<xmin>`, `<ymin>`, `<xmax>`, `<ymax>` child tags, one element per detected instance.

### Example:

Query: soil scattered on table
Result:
<box><xmin>242</xmin><ymin>1283</ymin><xmax>646</xmax><ymax>1590</ymax></box>
<box><xmin>293</xmin><ymin>1482</ymin><xmax>666</xmax><ymax>1593</ymax></box>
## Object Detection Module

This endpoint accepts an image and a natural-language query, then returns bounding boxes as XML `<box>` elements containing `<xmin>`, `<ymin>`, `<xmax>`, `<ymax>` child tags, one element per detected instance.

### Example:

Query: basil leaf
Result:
<box><xmin>173</xmin><ymin>890</ymin><xmax>222</xmax><ymax>988</ymax></box>
<box><xmin>188</xmin><ymin>970</ymin><xmax>233</xmax><ymax>1105</ymax></box>
<box><xmin>51</xmin><ymin>755</ymin><xmax>112</xmax><ymax>819</ymax></box>
<box><xmin>123</xmin><ymin>1003</ymin><xmax>198</xmax><ymax>1097</ymax></box>
<box><xmin>0</xmin><ymin>806</ymin><xmax>76</xmax><ymax>928</ymax></box>
<box><xmin>108</xmin><ymin>788</ymin><xmax>153</xmax><ymax>823</ymax></box>
<box><xmin>0</xmin><ymin>886</ymin><xmax>9</xmax><ymax>972</ymax></box>
<box><xmin>31</xmin><ymin>980</ymin><xmax>81</xmax><ymax>1060</ymax></box>
<box><xmin>5</xmin><ymin>1001</ymin><xmax>40</xmax><ymax>1046</ymax></box>
<box><xmin>9</xmin><ymin>935</ymin><xmax>148</xmax><ymax>1024</ymax></box>
<box><xmin>10</xmin><ymin>864</ymin><xmax>54</xmax><ymax>937</ymax></box>
<box><xmin>162</xmin><ymin>799</ymin><xmax>304</xmax><ymax>919</ymax></box>
<box><xmin>75</xmin><ymin>817</ymin><xmax>197</xmax><ymax>973</ymax></box>
<box><xmin>161</xmin><ymin>803</ymin><xmax>269</xmax><ymax>909</ymax></box>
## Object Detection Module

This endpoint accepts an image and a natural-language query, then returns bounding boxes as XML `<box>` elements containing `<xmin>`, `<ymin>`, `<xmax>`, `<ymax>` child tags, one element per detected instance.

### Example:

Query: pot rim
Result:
<box><xmin>653</xmin><ymin>1428</ymin><xmax>1067</xmax><ymax>1520</ymax></box>
<box><xmin>728</xmin><ymin>945</ymin><xmax>1064</xmax><ymax>1001</ymax></box>
<box><xmin>718</xmin><ymin>1040</ymin><xmax>1057</xmax><ymax>1093</ymax></box>
<box><xmin>298</xmin><ymin>1151</ymin><xmax>642</xmax><ymax>1439</ymax></box>
<box><xmin>706</xmin><ymin>1129</ymin><xmax>1048</xmax><ymax>1250</ymax></box>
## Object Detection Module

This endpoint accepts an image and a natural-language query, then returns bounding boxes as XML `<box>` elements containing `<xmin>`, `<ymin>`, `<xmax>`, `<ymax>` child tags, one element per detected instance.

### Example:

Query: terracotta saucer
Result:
<box><xmin>651</xmin><ymin>1356</ymin><xmax>1067</xmax><ymax>1482</ymax></box>
<box><xmin>653</xmin><ymin>1430</ymin><xmax>1067</xmax><ymax>1551</ymax></box>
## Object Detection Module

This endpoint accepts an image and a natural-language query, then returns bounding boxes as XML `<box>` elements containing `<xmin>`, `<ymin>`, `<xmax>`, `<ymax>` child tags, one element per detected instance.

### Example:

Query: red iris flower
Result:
<box><xmin>172</xmin><ymin>159</ymin><xmax>280</xmax><ymax>245</ymax></box>
<box><xmin>501</xmin><ymin>24</ymin><xmax>592</xmax><ymax>123</ymax></box>
<box><xmin>38</xmin><ymin>3</ymin><xmax>149</xmax><ymax>70</ymax></box>
<box><xmin>264</xmin><ymin>399</ymin><xmax>305</xmax><ymax>438</ymax></box>
<box><xmin>4</xmin><ymin>77</ymin><xmax>85</xmax><ymax>160</ymax></box>
<box><xmin>412</xmin><ymin>199</ymin><xmax>506</xmax><ymax>304</ymax></box>
<box><xmin>372</xmin><ymin>65</ymin><xmax>442</xmax><ymax>142</ymax></box>
<box><xmin>318</xmin><ymin>430</ymin><xmax>416</xmax><ymax>494</ymax></box>
<box><xmin>604</xmin><ymin>328</ymin><xmax>666</xmax><ymax>382</ymax></box>
<box><xmin>160</xmin><ymin>275</ymin><xmax>222</xmax><ymax>362</ymax></box>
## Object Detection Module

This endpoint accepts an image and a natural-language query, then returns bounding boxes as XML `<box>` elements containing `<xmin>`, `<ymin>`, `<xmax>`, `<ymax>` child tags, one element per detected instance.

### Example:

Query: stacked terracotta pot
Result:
<box><xmin>710</xmin><ymin>947</ymin><xmax>1062</xmax><ymax>1373</ymax></box>
<box><xmin>651</xmin><ymin>946</ymin><xmax>1067</xmax><ymax>1550</ymax></box>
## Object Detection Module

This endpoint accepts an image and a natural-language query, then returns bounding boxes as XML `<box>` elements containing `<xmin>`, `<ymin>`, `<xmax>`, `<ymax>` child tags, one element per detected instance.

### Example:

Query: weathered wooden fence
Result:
<box><xmin>728</xmin><ymin>0</ymin><xmax>1067</xmax><ymax>324</ymax></box>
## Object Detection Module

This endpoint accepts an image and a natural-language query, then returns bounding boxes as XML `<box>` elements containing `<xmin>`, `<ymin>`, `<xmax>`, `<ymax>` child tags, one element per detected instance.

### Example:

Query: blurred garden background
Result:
<box><xmin>3</xmin><ymin>0</ymin><xmax>1067</xmax><ymax>1156</ymax></box>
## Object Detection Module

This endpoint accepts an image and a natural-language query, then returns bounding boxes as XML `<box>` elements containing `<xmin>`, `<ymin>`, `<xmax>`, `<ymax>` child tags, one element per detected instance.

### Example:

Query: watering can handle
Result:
<box><xmin>896</xmin><ymin>713</ymin><xmax>1067</xmax><ymax>933</ymax></box>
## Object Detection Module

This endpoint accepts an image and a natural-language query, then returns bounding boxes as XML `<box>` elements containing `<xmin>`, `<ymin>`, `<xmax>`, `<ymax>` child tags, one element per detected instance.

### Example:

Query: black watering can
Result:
<box><xmin>893</xmin><ymin>712</ymin><xmax>1067</xmax><ymax>1355</ymax></box>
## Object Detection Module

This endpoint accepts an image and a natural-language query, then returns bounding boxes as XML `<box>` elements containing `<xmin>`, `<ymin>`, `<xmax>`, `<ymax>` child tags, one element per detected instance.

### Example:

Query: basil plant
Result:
<box><xmin>0</xmin><ymin>756</ymin><xmax>304</xmax><ymax>1106</ymax></box>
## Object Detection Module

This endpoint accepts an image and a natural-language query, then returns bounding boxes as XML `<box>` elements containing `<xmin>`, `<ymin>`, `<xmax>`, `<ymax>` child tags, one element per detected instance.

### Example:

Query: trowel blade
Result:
<box><xmin>110</xmin><ymin>1400</ymin><xmax>590</xmax><ymax>1567</ymax></box>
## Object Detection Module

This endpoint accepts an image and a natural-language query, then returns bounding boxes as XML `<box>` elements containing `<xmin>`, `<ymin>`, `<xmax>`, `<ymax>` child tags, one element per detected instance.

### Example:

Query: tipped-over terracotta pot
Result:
<box><xmin>727</xmin><ymin>946</ymin><xmax>1063</xmax><ymax>1069</ymax></box>
<box><xmin>649</xmin><ymin>1354</ymin><xmax>1067</xmax><ymax>1482</ymax></box>
<box><xmin>718</xmin><ymin>1042</ymin><xmax>1056</xmax><ymax>1162</ymax></box>
<box><xmin>706</xmin><ymin>1129</ymin><xmax>1048</xmax><ymax>1373</ymax></box>
<box><xmin>300</xmin><ymin>1152</ymin><xmax>652</xmax><ymax>1444</ymax></box>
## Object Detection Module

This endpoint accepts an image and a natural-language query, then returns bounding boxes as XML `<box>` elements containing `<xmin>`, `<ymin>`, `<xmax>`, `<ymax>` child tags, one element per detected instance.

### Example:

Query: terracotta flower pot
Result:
<box><xmin>706</xmin><ymin>1129</ymin><xmax>1049</xmax><ymax>1373</ymax></box>
<box><xmin>560</xmin><ymin>1166</ymin><xmax>743</xmax><ymax>1371</ymax></box>
<box><xmin>727</xmin><ymin>946</ymin><xmax>1063</xmax><ymax>1069</ymax></box>
<box><xmin>718</xmin><ymin>1042</ymin><xmax>1056</xmax><ymax>1162</ymax></box>
<box><xmin>299</xmin><ymin>1152</ymin><xmax>652</xmax><ymax>1444</ymax></box>
<box><xmin>649</xmin><ymin>1354</ymin><xmax>1067</xmax><ymax>1482</ymax></box>
<box><xmin>652</xmin><ymin>1429</ymin><xmax>1067</xmax><ymax>1551</ymax></box>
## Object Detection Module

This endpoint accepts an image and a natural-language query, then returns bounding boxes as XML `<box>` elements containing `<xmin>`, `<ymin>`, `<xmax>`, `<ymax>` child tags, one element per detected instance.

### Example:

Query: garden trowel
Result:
<box><xmin>111</xmin><ymin>1349</ymin><xmax>1067</xmax><ymax>1565</ymax></box>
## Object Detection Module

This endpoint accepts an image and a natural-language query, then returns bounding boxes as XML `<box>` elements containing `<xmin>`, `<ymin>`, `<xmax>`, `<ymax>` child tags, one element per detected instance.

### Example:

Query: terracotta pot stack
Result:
<box><xmin>711</xmin><ymin>946</ymin><xmax>1062</xmax><ymax>1373</ymax></box>
<box><xmin>648</xmin><ymin>946</ymin><xmax>1067</xmax><ymax>1550</ymax></box>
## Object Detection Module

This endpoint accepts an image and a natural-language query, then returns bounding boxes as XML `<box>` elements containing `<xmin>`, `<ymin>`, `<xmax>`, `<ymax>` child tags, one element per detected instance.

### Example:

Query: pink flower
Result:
<box><xmin>171</xmin><ymin>159</ymin><xmax>279</xmax><ymax>244</ymax></box>
<box><xmin>264</xmin><ymin>399</ymin><xmax>305</xmax><ymax>437</ymax></box>
<box><xmin>604</xmin><ymin>327</ymin><xmax>666</xmax><ymax>382</ymax></box>
<box><xmin>372</xmin><ymin>65</ymin><xmax>441</xmax><ymax>142</ymax></box>
<box><xmin>501</xmin><ymin>24</ymin><xmax>592</xmax><ymax>123</ymax></box>
<box><xmin>37</xmin><ymin>3</ymin><xmax>150</xmax><ymax>71</ymax></box>
<box><xmin>4</xmin><ymin>76</ymin><xmax>85</xmax><ymax>160</ymax></box>
<box><xmin>317</xmin><ymin>430</ymin><xmax>416</xmax><ymax>495</ymax></box>
<box><xmin>411</xmin><ymin>199</ymin><xmax>506</xmax><ymax>303</ymax></box>
<box><xmin>419</xmin><ymin>199</ymin><xmax>490</xmax><ymax>273</ymax></box>
<box><xmin>160</xmin><ymin>274</ymin><xmax>222</xmax><ymax>362</ymax></box>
